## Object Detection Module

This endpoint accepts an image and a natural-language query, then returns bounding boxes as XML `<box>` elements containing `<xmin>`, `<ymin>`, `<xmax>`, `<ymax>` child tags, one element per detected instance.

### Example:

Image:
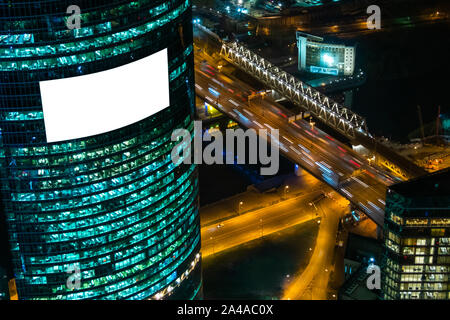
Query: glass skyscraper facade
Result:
<box><xmin>0</xmin><ymin>0</ymin><xmax>201</xmax><ymax>299</ymax></box>
<box><xmin>382</xmin><ymin>169</ymin><xmax>449</xmax><ymax>300</ymax></box>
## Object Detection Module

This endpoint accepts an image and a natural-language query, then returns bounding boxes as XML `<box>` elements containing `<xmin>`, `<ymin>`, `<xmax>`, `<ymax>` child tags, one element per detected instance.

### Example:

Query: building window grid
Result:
<box><xmin>383</xmin><ymin>227</ymin><xmax>450</xmax><ymax>299</ymax></box>
<box><xmin>0</xmin><ymin>0</ymin><xmax>178</xmax><ymax>37</ymax></box>
<box><xmin>10</xmin><ymin>163</ymin><xmax>197</xmax><ymax>248</ymax></box>
<box><xmin>18</xmin><ymin>175</ymin><xmax>198</xmax><ymax>276</ymax></box>
<box><xmin>23</xmin><ymin>202</ymin><xmax>199</xmax><ymax>298</ymax></box>
<box><xmin>9</xmin><ymin>165</ymin><xmax>199</xmax><ymax>298</ymax></box>
<box><xmin>1</xmin><ymin>0</ymin><xmax>199</xmax><ymax>300</ymax></box>
<box><xmin>0</xmin><ymin>0</ymin><xmax>191</xmax><ymax>71</ymax></box>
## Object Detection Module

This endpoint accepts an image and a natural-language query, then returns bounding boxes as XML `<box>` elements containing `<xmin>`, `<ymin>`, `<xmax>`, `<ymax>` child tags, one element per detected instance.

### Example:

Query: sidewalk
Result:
<box><xmin>200</xmin><ymin>171</ymin><xmax>330</xmax><ymax>227</ymax></box>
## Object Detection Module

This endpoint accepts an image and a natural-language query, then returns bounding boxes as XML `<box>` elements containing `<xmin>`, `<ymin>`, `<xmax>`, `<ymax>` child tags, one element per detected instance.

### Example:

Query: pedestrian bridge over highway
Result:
<box><xmin>195</xmin><ymin>54</ymin><xmax>391</xmax><ymax>226</ymax></box>
<box><xmin>194</xmin><ymin>24</ymin><xmax>426</xmax><ymax>226</ymax></box>
<box><xmin>220</xmin><ymin>41</ymin><xmax>368</xmax><ymax>140</ymax></box>
<box><xmin>219</xmin><ymin>40</ymin><xmax>426</xmax><ymax>181</ymax></box>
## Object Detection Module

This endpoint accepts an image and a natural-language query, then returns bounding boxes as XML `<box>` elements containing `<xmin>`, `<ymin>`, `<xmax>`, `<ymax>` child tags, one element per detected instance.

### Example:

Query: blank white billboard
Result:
<box><xmin>40</xmin><ymin>48</ymin><xmax>170</xmax><ymax>143</ymax></box>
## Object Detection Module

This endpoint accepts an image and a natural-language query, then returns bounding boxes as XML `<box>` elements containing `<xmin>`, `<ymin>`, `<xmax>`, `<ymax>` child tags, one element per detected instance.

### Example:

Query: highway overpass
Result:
<box><xmin>195</xmin><ymin>52</ymin><xmax>396</xmax><ymax>226</ymax></box>
<box><xmin>194</xmin><ymin>23</ymin><xmax>426</xmax><ymax>181</ymax></box>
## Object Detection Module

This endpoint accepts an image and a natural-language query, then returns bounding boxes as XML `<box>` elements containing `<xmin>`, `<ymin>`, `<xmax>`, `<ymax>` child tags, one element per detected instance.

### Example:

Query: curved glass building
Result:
<box><xmin>0</xmin><ymin>0</ymin><xmax>201</xmax><ymax>299</ymax></box>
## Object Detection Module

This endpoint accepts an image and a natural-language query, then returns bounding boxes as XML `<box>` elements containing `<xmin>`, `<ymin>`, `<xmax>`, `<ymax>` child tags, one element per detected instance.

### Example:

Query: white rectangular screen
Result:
<box><xmin>40</xmin><ymin>48</ymin><xmax>170</xmax><ymax>143</ymax></box>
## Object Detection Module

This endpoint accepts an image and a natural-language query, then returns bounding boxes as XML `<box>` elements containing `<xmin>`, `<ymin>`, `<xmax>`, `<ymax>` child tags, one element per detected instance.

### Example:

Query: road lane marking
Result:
<box><xmin>359</xmin><ymin>202</ymin><xmax>372</xmax><ymax>213</ymax></box>
<box><xmin>279</xmin><ymin>143</ymin><xmax>288</xmax><ymax>152</ymax></box>
<box><xmin>212</xmin><ymin>78</ymin><xmax>222</xmax><ymax>86</ymax></box>
<box><xmin>301</xmin><ymin>156</ymin><xmax>314</xmax><ymax>167</ymax></box>
<box><xmin>253</xmin><ymin>120</ymin><xmax>263</xmax><ymax>128</ymax></box>
<box><xmin>352</xmin><ymin>176</ymin><xmax>368</xmax><ymax>188</ymax></box>
<box><xmin>368</xmin><ymin>201</ymin><xmax>382</xmax><ymax>212</ymax></box>
<box><xmin>228</xmin><ymin>99</ymin><xmax>239</xmax><ymax>107</ymax></box>
<box><xmin>298</xmin><ymin>144</ymin><xmax>310</xmax><ymax>154</ymax></box>
<box><xmin>283</xmin><ymin>136</ymin><xmax>293</xmax><ymax>144</ymax></box>
<box><xmin>320</xmin><ymin>161</ymin><xmax>332</xmax><ymax>169</ymax></box>
<box><xmin>289</xmin><ymin>146</ymin><xmax>301</xmax><ymax>155</ymax></box>
<box><xmin>340</xmin><ymin>188</ymin><xmax>353</xmax><ymax>198</ymax></box>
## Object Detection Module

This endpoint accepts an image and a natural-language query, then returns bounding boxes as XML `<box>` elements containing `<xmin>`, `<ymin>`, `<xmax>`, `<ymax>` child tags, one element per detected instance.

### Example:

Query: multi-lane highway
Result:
<box><xmin>194</xmin><ymin>52</ymin><xmax>400</xmax><ymax>226</ymax></box>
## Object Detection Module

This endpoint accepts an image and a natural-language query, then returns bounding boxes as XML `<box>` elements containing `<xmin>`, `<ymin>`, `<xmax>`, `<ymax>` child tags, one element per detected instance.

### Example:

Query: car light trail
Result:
<box><xmin>340</xmin><ymin>188</ymin><xmax>353</xmax><ymax>198</ymax></box>
<box><xmin>208</xmin><ymin>87</ymin><xmax>220</xmax><ymax>97</ymax></box>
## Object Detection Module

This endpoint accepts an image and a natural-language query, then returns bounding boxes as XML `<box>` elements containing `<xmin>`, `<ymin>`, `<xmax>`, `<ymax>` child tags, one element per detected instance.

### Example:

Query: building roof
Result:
<box><xmin>389</xmin><ymin>167</ymin><xmax>450</xmax><ymax>198</ymax></box>
<box><xmin>340</xmin><ymin>234</ymin><xmax>381</xmax><ymax>300</ymax></box>
<box><xmin>344</xmin><ymin>233</ymin><xmax>382</xmax><ymax>263</ymax></box>
<box><xmin>339</xmin><ymin>266</ymin><xmax>379</xmax><ymax>300</ymax></box>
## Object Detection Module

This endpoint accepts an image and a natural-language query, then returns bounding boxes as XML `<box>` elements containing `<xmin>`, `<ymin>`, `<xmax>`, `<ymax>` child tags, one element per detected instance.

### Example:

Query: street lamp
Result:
<box><xmin>210</xmin><ymin>236</ymin><xmax>215</xmax><ymax>255</ymax></box>
<box><xmin>260</xmin><ymin>218</ymin><xmax>263</xmax><ymax>238</ymax></box>
<box><xmin>238</xmin><ymin>201</ymin><xmax>243</xmax><ymax>214</ymax></box>
<box><xmin>309</xmin><ymin>117</ymin><xmax>315</xmax><ymax>130</ymax></box>
<box><xmin>260</xmin><ymin>92</ymin><xmax>267</xmax><ymax>116</ymax></box>
<box><xmin>309</xmin><ymin>201</ymin><xmax>319</xmax><ymax>217</ymax></box>
<box><xmin>284</xmin><ymin>185</ymin><xmax>289</xmax><ymax>198</ymax></box>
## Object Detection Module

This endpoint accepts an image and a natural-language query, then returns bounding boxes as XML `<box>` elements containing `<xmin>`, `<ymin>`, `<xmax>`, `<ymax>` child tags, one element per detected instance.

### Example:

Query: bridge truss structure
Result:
<box><xmin>220</xmin><ymin>41</ymin><xmax>369</xmax><ymax>139</ymax></box>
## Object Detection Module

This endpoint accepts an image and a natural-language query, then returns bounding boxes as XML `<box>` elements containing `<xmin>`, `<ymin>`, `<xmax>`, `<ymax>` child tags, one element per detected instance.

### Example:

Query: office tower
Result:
<box><xmin>382</xmin><ymin>168</ymin><xmax>450</xmax><ymax>299</ymax></box>
<box><xmin>0</xmin><ymin>0</ymin><xmax>201</xmax><ymax>299</ymax></box>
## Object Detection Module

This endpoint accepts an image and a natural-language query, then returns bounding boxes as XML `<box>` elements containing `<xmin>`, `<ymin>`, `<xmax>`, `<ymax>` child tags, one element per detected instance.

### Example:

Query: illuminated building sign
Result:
<box><xmin>297</xmin><ymin>31</ymin><xmax>355</xmax><ymax>76</ymax></box>
<box><xmin>40</xmin><ymin>48</ymin><xmax>170</xmax><ymax>143</ymax></box>
<box><xmin>310</xmin><ymin>66</ymin><xmax>339</xmax><ymax>76</ymax></box>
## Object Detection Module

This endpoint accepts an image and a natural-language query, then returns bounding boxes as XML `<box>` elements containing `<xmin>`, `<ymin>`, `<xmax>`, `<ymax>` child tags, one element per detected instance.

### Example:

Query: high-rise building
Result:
<box><xmin>0</xmin><ymin>0</ymin><xmax>201</xmax><ymax>299</ymax></box>
<box><xmin>296</xmin><ymin>31</ymin><xmax>355</xmax><ymax>76</ymax></box>
<box><xmin>382</xmin><ymin>168</ymin><xmax>450</xmax><ymax>300</ymax></box>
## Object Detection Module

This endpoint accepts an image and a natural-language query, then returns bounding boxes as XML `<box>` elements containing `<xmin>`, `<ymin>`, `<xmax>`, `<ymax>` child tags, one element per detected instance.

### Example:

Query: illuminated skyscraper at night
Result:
<box><xmin>0</xmin><ymin>0</ymin><xmax>201</xmax><ymax>299</ymax></box>
<box><xmin>382</xmin><ymin>169</ymin><xmax>450</xmax><ymax>300</ymax></box>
